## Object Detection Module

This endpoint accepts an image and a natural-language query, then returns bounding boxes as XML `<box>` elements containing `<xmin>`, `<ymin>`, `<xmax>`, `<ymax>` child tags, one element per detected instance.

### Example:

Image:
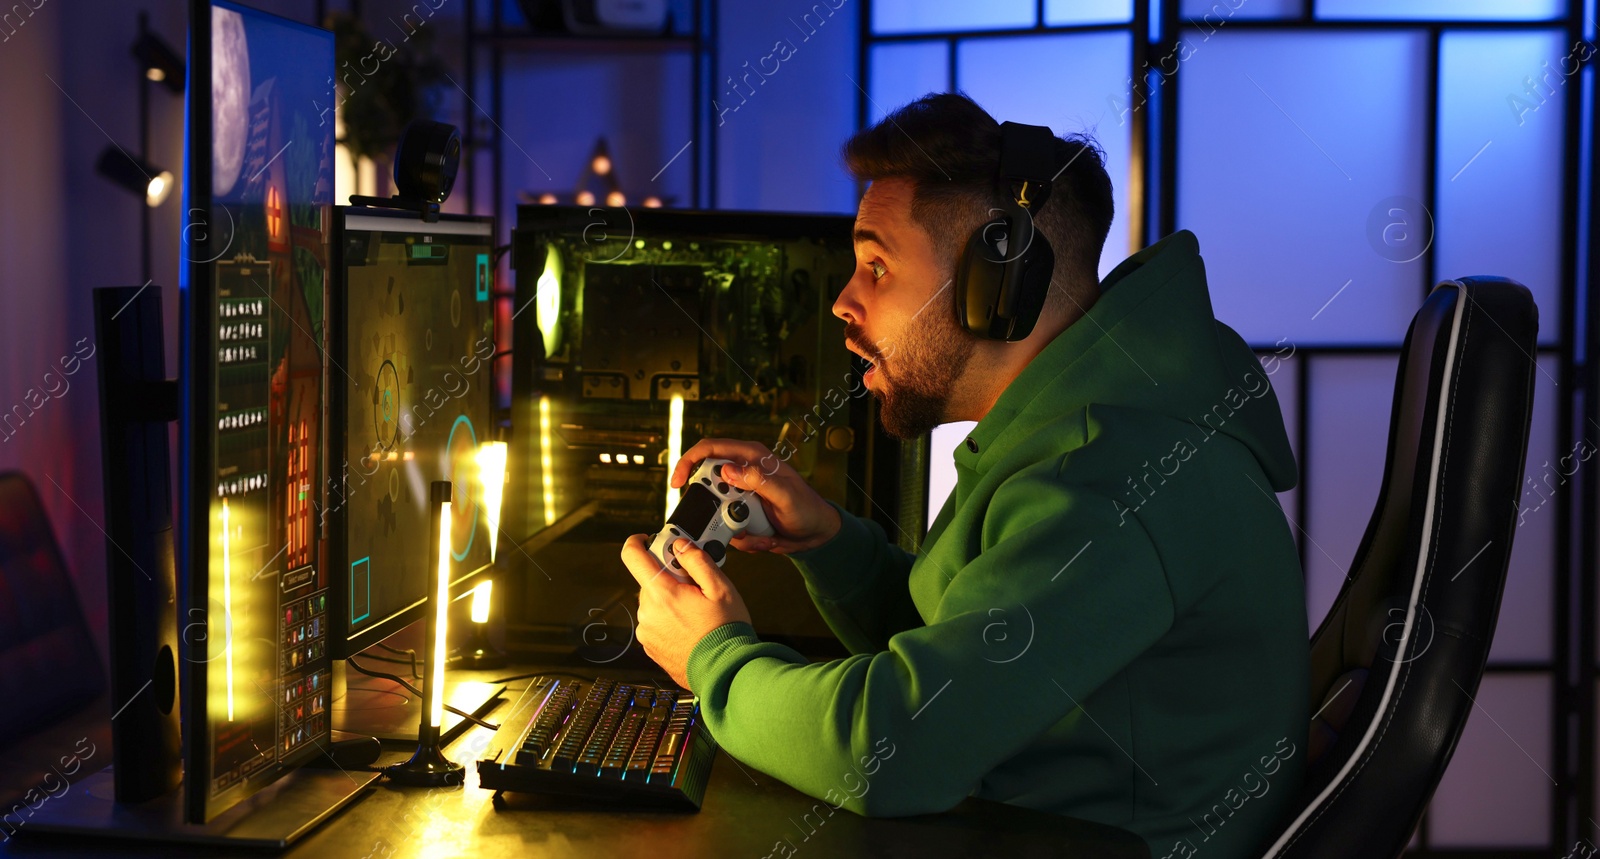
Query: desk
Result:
<box><xmin>2</xmin><ymin>662</ymin><xmax>1150</xmax><ymax>859</ymax></box>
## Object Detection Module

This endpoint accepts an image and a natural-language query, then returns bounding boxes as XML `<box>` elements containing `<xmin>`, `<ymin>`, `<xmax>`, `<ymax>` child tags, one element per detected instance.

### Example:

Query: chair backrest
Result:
<box><xmin>0</xmin><ymin>471</ymin><xmax>105</xmax><ymax>739</ymax></box>
<box><xmin>1260</xmin><ymin>278</ymin><xmax>1539</xmax><ymax>858</ymax></box>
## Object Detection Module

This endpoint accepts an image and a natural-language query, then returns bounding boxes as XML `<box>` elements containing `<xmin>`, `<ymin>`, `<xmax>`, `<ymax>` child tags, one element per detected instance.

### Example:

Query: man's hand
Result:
<box><xmin>670</xmin><ymin>439</ymin><xmax>842</xmax><ymax>554</ymax></box>
<box><xmin>621</xmin><ymin>533</ymin><xmax>753</xmax><ymax>690</ymax></box>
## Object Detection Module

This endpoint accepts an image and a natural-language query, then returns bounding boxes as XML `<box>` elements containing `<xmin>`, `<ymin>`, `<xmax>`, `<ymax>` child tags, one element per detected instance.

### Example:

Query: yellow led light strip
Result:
<box><xmin>221</xmin><ymin>498</ymin><xmax>234</xmax><ymax>722</ymax></box>
<box><xmin>432</xmin><ymin>499</ymin><xmax>451</xmax><ymax>729</ymax></box>
<box><xmin>539</xmin><ymin>396</ymin><xmax>556</xmax><ymax>526</ymax></box>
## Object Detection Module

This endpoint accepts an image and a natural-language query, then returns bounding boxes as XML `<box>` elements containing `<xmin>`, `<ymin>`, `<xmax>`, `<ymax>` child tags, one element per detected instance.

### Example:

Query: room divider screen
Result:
<box><xmin>860</xmin><ymin>0</ymin><xmax>1598</xmax><ymax>854</ymax></box>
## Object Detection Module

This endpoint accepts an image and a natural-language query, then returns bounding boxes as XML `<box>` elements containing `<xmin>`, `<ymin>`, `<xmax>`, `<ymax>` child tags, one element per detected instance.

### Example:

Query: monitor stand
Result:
<box><xmin>92</xmin><ymin>285</ymin><xmax>183</xmax><ymax>803</ymax></box>
<box><xmin>20</xmin><ymin>767</ymin><xmax>378</xmax><ymax>849</ymax></box>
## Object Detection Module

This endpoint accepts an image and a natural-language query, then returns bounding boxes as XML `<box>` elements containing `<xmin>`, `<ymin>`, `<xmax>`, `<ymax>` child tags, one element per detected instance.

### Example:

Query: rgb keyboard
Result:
<box><xmin>477</xmin><ymin>675</ymin><xmax>718</xmax><ymax>810</ymax></box>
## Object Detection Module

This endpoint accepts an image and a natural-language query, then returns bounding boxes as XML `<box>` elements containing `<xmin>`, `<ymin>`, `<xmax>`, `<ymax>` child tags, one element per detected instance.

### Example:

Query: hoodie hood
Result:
<box><xmin>957</xmin><ymin>229</ymin><xmax>1299</xmax><ymax>492</ymax></box>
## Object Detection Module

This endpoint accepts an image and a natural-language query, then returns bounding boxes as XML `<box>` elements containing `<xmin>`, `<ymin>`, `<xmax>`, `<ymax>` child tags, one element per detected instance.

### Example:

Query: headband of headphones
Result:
<box><xmin>997</xmin><ymin>121</ymin><xmax>1059</xmax><ymax>212</ymax></box>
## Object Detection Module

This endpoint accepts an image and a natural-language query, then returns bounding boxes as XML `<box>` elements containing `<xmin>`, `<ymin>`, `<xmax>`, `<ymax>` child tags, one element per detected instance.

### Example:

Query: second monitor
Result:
<box><xmin>328</xmin><ymin>208</ymin><xmax>498</xmax><ymax>659</ymax></box>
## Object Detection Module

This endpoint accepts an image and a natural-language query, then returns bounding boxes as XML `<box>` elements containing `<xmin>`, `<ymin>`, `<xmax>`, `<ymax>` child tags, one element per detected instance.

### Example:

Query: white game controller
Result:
<box><xmin>648</xmin><ymin>458</ymin><xmax>773</xmax><ymax>583</ymax></box>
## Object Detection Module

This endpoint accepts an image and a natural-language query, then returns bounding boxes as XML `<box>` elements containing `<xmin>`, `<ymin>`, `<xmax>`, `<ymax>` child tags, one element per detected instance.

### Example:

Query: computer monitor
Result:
<box><xmin>180</xmin><ymin>0</ymin><xmax>345</xmax><ymax>826</ymax></box>
<box><xmin>327</xmin><ymin>208</ymin><xmax>498</xmax><ymax>659</ymax></box>
<box><xmin>505</xmin><ymin>206</ymin><xmax>917</xmax><ymax>656</ymax></box>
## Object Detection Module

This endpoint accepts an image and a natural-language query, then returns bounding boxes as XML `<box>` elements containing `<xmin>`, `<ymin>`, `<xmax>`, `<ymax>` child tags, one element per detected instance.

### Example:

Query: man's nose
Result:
<box><xmin>833</xmin><ymin>271</ymin><xmax>866</xmax><ymax>324</ymax></box>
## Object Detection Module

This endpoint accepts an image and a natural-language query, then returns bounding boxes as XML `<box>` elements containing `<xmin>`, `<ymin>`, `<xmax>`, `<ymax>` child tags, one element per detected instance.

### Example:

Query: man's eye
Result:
<box><xmin>869</xmin><ymin>261</ymin><xmax>886</xmax><ymax>280</ymax></box>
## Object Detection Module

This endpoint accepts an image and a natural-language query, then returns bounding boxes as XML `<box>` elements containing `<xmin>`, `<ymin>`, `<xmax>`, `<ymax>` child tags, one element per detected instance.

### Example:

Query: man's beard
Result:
<box><xmin>847</xmin><ymin>304</ymin><xmax>977</xmax><ymax>440</ymax></box>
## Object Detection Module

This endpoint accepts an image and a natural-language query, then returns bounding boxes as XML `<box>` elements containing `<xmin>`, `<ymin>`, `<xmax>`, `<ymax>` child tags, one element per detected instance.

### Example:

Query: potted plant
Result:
<box><xmin>324</xmin><ymin>11</ymin><xmax>450</xmax><ymax>196</ymax></box>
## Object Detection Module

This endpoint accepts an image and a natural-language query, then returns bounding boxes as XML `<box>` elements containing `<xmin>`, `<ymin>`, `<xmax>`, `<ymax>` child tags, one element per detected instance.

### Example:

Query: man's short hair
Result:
<box><xmin>841</xmin><ymin>92</ymin><xmax>1115</xmax><ymax>321</ymax></box>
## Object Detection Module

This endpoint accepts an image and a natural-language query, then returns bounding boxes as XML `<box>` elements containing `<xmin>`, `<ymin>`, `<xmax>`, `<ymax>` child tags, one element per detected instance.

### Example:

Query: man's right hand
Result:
<box><xmin>670</xmin><ymin>439</ymin><xmax>842</xmax><ymax>555</ymax></box>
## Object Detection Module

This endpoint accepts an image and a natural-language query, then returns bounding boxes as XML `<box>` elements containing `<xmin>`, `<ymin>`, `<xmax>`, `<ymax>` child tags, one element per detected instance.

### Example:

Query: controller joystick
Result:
<box><xmin>648</xmin><ymin>458</ymin><xmax>773</xmax><ymax>583</ymax></box>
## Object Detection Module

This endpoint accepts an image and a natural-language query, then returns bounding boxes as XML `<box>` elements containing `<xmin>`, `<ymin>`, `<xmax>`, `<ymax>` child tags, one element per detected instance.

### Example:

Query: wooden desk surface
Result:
<box><xmin>2</xmin><ymin>664</ymin><xmax>1150</xmax><ymax>859</ymax></box>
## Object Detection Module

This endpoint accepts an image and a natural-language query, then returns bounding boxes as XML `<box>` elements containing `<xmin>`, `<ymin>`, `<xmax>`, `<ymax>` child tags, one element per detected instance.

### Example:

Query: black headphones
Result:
<box><xmin>954</xmin><ymin>121</ymin><xmax>1060</xmax><ymax>341</ymax></box>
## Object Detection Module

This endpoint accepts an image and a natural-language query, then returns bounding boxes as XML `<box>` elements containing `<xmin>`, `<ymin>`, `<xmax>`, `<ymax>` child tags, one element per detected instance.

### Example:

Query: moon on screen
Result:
<box><xmin>212</xmin><ymin>7</ymin><xmax>250</xmax><ymax>197</ymax></box>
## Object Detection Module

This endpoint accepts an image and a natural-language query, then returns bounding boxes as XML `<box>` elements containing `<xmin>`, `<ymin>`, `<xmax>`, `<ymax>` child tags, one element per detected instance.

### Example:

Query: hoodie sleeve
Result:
<box><xmin>783</xmin><ymin>501</ymin><xmax>925</xmax><ymax>654</ymax></box>
<box><xmin>684</xmin><ymin>468</ymin><xmax>1176</xmax><ymax>817</ymax></box>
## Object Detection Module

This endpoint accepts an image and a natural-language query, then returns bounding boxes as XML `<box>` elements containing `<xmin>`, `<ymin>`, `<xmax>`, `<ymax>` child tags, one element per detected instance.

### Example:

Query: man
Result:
<box><xmin>620</xmin><ymin>93</ymin><xmax>1309</xmax><ymax>858</ymax></box>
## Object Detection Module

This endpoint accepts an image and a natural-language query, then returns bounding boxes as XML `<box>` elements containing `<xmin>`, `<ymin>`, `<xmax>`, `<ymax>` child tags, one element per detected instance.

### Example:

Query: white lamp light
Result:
<box><xmin>452</xmin><ymin>442</ymin><xmax>508</xmax><ymax>670</ymax></box>
<box><xmin>666</xmin><ymin>394</ymin><xmax>684</xmax><ymax>520</ymax></box>
<box><xmin>470</xmin><ymin>580</ymin><xmax>493</xmax><ymax>626</ymax></box>
<box><xmin>476</xmin><ymin>441</ymin><xmax>508</xmax><ymax>562</ymax></box>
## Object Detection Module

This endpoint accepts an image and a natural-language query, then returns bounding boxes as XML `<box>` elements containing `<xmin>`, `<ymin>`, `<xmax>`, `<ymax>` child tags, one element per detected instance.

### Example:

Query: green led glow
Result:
<box><xmin>536</xmin><ymin>245</ymin><xmax>564</xmax><ymax>358</ymax></box>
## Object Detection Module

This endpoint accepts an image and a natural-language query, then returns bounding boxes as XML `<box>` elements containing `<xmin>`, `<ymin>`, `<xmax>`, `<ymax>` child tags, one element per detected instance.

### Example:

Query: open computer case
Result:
<box><xmin>501</xmin><ymin>205</ymin><xmax>925</xmax><ymax>661</ymax></box>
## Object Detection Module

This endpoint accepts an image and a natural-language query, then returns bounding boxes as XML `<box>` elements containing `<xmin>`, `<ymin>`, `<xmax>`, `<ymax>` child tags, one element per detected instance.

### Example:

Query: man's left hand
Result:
<box><xmin>620</xmin><ymin>534</ymin><xmax>753</xmax><ymax>690</ymax></box>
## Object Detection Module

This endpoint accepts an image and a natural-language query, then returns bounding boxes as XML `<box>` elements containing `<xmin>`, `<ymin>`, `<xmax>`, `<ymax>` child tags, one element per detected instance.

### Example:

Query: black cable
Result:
<box><xmin>346</xmin><ymin>657</ymin><xmax>501</xmax><ymax>732</ymax></box>
<box><xmin>371</xmin><ymin>642</ymin><xmax>420</xmax><ymax>678</ymax></box>
<box><xmin>356</xmin><ymin>652</ymin><xmax>422</xmax><ymax>678</ymax></box>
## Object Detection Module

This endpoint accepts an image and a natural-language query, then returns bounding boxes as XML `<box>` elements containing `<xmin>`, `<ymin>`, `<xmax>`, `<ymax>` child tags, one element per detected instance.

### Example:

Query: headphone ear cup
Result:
<box><xmin>1004</xmin><ymin>233</ymin><xmax>1054</xmax><ymax>342</ymax></box>
<box><xmin>994</xmin><ymin>206</ymin><xmax>1035</xmax><ymax>320</ymax></box>
<box><xmin>956</xmin><ymin>215</ymin><xmax>1010</xmax><ymax>338</ymax></box>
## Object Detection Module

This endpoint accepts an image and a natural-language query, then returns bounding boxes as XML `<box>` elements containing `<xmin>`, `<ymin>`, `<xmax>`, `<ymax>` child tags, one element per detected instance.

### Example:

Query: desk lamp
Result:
<box><xmin>385</xmin><ymin>481</ymin><xmax>464</xmax><ymax>786</ymax></box>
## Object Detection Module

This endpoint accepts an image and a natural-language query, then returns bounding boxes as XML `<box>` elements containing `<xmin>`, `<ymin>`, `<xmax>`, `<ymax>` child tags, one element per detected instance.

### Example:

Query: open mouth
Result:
<box><xmin>848</xmin><ymin>343</ymin><xmax>881</xmax><ymax>385</ymax></box>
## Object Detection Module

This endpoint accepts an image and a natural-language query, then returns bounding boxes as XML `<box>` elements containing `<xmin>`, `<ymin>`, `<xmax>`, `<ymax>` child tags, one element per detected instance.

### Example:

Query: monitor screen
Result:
<box><xmin>328</xmin><ymin>210</ymin><xmax>497</xmax><ymax>656</ymax></box>
<box><xmin>180</xmin><ymin>0</ymin><xmax>334</xmax><ymax>824</ymax></box>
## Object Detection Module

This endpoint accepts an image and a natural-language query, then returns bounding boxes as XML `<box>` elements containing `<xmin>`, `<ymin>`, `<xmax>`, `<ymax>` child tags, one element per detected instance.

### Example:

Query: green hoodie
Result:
<box><xmin>686</xmin><ymin>230</ymin><xmax>1310</xmax><ymax>859</ymax></box>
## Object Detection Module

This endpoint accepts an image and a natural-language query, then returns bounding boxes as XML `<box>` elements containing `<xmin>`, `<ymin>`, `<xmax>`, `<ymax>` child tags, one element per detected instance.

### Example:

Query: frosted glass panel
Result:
<box><xmin>1176</xmin><ymin>31</ymin><xmax>1429</xmax><ymax>345</ymax></box>
<box><xmin>1437</xmin><ymin>31</ymin><xmax>1565</xmax><ymax>345</ymax></box>
<box><xmin>714</xmin><ymin>0</ymin><xmax>860</xmax><ymax>213</ymax></box>
<box><xmin>869</xmin><ymin>42</ymin><xmax>949</xmax><ymax>123</ymax></box>
<box><xmin>1044</xmin><ymin>0</ymin><xmax>1134</xmax><ymax>25</ymax></box>
<box><xmin>957</xmin><ymin>32</ymin><xmax>1134</xmax><ymax>278</ymax></box>
<box><xmin>1428</xmin><ymin>674</ymin><xmax>1552</xmax><ymax>848</ymax></box>
<box><xmin>1257</xmin><ymin>351</ymin><xmax>1301</xmax><ymax>554</ymax></box>
<box><xmin>873</xmin><ymin>0</ymin><xmax>1035</xmax><ymax>34</ymax></box>
<box><xmin>1306</xmin><ymin>355</ymin><xmax>1396</xmax><ymax>628</ymax></box>
<box><xmin>1318</xmin><ymin>0</ymin><xmax>1565</xmax><ymax>20</ymax></box>
<box><xmin>928</xmin><ymin>421</ymin><xmax>976</xmax><ymax>530</ymax></box>
<box><xmin>1180</xmin><ymin>0</ymin><xmax>1303</xmax><ymax>19</ymax></box>
<box><xmin>1492</xmin><ymin>355</ymin><xmax>1557</xmax><ymax>663</ymax></box>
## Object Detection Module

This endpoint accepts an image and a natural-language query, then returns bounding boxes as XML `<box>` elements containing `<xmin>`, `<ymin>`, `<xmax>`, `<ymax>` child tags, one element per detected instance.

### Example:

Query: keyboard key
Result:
<box><xmin>600</xmin><ymin>710</ymin><xmax>648</xmax><ymax>778</ymax></box>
